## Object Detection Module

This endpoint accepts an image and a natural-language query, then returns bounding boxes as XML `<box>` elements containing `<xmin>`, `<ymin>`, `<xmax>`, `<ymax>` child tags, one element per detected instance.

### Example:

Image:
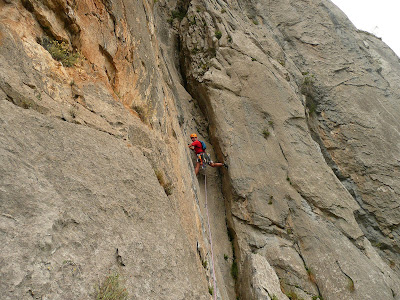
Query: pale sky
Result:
<box><xmin>330</xmin><ymin>0</ymin><xmax>400</xmax><ymax>57</ymax></box>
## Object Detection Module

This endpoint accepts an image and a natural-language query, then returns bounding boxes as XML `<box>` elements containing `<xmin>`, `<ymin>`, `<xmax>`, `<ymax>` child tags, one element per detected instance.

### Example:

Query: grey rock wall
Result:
<box><xmin>0</xmin><ymin>100</ymin><xmax>208</xmax><ymax>299</ymax></box>
<box><xmin>177</xmin><ymin>0</ymin><xmax>400</xmax><ymax>299</ymax></box>
<box><xmin>0</xmin><ymin>0</ymin><xmax>233</xmax><ymax>299</ymax></box>
<box><xmin>1</xmin><ymin>0</ymin><xmax>400</xmax><ymax>299</ymax></box>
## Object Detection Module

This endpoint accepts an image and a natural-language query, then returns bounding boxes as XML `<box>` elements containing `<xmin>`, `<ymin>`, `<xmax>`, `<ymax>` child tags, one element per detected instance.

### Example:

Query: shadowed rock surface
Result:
<box><xmin>1</xmin><ymin>0</ymin><xmax>399</xmax><ymax>299</ymax></box>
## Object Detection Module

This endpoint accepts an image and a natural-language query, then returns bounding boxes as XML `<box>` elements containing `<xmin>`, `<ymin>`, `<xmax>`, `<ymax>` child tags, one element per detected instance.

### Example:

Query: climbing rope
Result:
<box><xmin>204</xmin><ymin>174</ymin><xmax>217</xmax><ymax>300</ymax></box>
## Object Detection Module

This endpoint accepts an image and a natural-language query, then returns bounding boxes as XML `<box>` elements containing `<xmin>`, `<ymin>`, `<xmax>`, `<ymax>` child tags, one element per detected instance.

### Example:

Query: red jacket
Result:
<box><xmin>190</xmin><ymin>140</ymin><xmax>204</xmax><ymax>154</ymax></box>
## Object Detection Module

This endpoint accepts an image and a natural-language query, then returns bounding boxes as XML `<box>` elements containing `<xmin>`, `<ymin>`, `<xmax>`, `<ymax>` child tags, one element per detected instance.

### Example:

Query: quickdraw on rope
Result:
<box><xmin>204</xmin><ymin>174</ymin><xmax>217</xmax><ymax>300</ymax></box>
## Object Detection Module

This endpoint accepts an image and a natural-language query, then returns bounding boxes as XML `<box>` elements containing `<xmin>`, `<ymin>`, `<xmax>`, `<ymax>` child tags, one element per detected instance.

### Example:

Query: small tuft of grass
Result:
<box><xmin>215</xmin><ymin>31</ymin><xmax>222</xmax><ymax>40</ymax></box>
<box><xmin>252</xmin><ymin>19</ymin><xmax>259</xmax><ymax>25</ymax></box>
<box><xmin>272</xmin><ymin>295</ymin><xmax>279</xmax><ymax>300</ymax></box>
<box><xmin>285</xmin><ymin>291</ymin><xmax>301</xmax><ymax>300</ymax></box>
<box><xmin>199</xmin><ymin>62</ymin><xmax>210</xmax><ymax>73</ymax></box>
<box><xmin>35</xmin><ymin>91</ymin><xmax>42</xmax><ymax>101</ymax></box>
<box><xmin>268</xmin><ymin>195</ymin><xmax>273</xmax><ymax>205</ymax></box>
<box><xmin>224</xmin><ymin>254</ymin><xmax>229</xmax><ymax>261</ymax></box>
<box><xmin>262</xmin><ymin>129</ymin><xmax>270</xmax><ymax>139</ymax></box>
<box><xmin>202</xmin><ymin>260</ymin><xmax>208</xmax><ymax>268</ymax></box>
<box><xmin>191</xmin><ymin>47</ymin><xmax>200</xmax><ymax>54</ymax></box>
<box><xmin>209</xmin><ymin>286</ymin><xmax>213</xmax><ymax>295</ymax></box>
<box><xmin>189</xmin><ymin>17</ymin><xmax>196</xmax><ymax>25</ymax></box>
<box><xmin>96</xmin><ymin>273</ymin><xmax>128</xmax><ymax>300</ymax></box>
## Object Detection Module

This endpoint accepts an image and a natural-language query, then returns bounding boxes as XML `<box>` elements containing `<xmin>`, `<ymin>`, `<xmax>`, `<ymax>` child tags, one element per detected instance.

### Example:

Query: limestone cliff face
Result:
<box><xmin>1</xmin><ymin>0</ymin><xmax>229</xmax><ymax>299</ymax></box>
<box><xmin>178</xmin><ymin>0</ymin><xmax>400</xmax><ymax>299</ymax></box>
<box><xmin>1</xmin><ymin>0</ymin><xmax>399</xmax><ymax>300</ymax></box>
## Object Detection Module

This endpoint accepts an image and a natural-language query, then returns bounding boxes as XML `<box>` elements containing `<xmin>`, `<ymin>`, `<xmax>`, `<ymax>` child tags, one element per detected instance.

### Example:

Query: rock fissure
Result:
<box><xmin>342</xmin><ymin>82</ymin><xmax>387</xmax><ymax>90</ymax></box>
<box><xmin>293</xmin><ymin>243</ymin><xmax>323</xmax><ymax>299</ymax></box>
<box><xmin>335</xmin><ymin>260</ymin><xmax>355</xmax><ymax>293</ymax></box>
<box><xmin>284</xmin><ymin>282</ymin><xmax>316</xmax><ymax>297</ymax></box>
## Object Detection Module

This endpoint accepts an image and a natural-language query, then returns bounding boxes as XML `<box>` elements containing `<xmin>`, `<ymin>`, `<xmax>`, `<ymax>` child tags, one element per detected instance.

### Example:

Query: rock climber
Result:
<box><xmin>188</xmin><ymin>133</ymin><xmax>228</xmax><ymax>175</ymax></box>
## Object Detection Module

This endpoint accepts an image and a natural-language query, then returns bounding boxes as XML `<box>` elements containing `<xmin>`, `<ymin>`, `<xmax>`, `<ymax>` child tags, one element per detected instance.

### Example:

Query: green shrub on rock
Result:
<box><xmin>41</xmin><ymin>37</ymin><xmax>81</xmax><ymax>67</ymax></box>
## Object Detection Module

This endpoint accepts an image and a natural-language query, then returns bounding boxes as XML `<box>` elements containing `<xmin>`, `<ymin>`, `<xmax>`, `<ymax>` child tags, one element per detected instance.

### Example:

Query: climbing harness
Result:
<box><xmin>204</xmin><ymin>174</ymin><xmax>217</xmax><ymax>300</ymax></box>
<box><xmin>197</xmin><ymin>154</ymin><xmax>204</xmax><ymax>168</ymax></box>
<box><xmin>198</xmin><ymin>152</ymin><xmax>211</xmax><ymax>170</ymax></box>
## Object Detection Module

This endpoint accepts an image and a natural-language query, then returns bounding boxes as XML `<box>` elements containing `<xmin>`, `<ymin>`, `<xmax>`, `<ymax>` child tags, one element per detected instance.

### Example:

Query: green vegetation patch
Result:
<box><xmin>285</xmin><ymin>291</ymin><xmax>304</xmax><ymax>300</ymax></box>
<box><xmin>301</xmin><ymin>73</ymin><xmax>315</xmax><ymax>99</ymax></box>
<box><xmin>41</xmin><ymin>37</ymin><xmax>81</xmax><ymax>67</ymax></box>
<box><xmin>96</xmin><ymin>273</ymin><xmax>128</xmax><ymax>300</ymax></box>
<box><xmin>208</xmin><ymin>286</ymin><xmax>214</xmax><ymax>295</ymax></box>
<box><xmin>202</xmin><ymin>260</ymin><xmax>208</xmax><ymax>268</ymax></box>
<box><xmin>231</xmin><ymin>261</ymin><xmax>238</xmax><ymax>280</ymax></box>
<box><xmin>171</xmin><ymin>8</ymin><xmax>186</xmax><ymax>21</ymax></box>
<box><xmin>262</xmin><ymin>129</ymin><xmax>270</xmax><ymax>139</ymax></box>
<box><xmin>347</xmin><ymin>277</ymin><xmax>355</xmax><ymax>292</ymax></box>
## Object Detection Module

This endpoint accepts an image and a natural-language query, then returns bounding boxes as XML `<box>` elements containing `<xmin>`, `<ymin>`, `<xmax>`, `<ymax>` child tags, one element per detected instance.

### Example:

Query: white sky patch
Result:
<box><xmin>330</xmin><ymin>0</ymin><xmax>400</xmax><ymax>57</ymax></box>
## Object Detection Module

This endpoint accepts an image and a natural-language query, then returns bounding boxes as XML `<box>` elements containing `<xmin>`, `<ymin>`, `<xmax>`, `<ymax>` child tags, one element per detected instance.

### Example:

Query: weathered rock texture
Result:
<box><xmin>1</xmin><ymin>0</ymin><xmax>399</xmax><ymax>299</ymax></box>
<box><xmin>0</xmin><ymin>100</ymin><xmax>209</xmax><ymax>299</ymax></box>
<box><xmin>177</xmin><ymin>0</ymin><xmax>400</xmax><ymax>299</ymax></box>
<box><xmin>0</xmin><ymin>0</ymin><xmax>234</xmax><ymax>299</ymax></box>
